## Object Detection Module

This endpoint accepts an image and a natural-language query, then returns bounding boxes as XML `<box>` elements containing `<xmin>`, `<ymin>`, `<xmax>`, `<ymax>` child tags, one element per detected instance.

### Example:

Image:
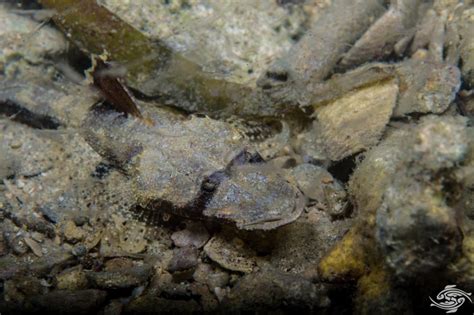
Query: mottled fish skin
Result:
<box><xmin>82</xmin><ymin>104</ymin><xmax>304</xmax><ymax>230</ymax></box>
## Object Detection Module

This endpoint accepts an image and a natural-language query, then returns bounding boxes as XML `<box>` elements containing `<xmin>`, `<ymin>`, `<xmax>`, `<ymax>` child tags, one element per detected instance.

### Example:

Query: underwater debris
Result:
<box><xmin>39</xmin><ymin>0</ymin><xmax>285</xmax><ymax>117</ymax></box>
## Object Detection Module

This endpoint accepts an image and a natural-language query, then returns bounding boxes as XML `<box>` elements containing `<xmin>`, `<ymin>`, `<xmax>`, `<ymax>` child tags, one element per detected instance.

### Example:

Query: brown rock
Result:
<box><xmin>62</xmin><ymin>220</ymin><xmax>86</xmax><ymax>244</ymax></box>
<box><xmin>167</xmin><ymin>246</ymin><xmax>199</xmax><ymax>273</ymax></box>
<box><xmin>171</xmin><ymin>223</ymin><xmax>209</xmax><ymax>248</ymax></box>
<box><xmin>314</xmin><ymin>80</ymin><xmax>398</xmax><ymax>161</ymax></box>
<box><xmin>204</xmin><ymin>233</ymin><xmax>258</xmax><ymax>273</ymax></box>
<box><xmin>24</xmin><ymin>237</ymin><xmax>43</xmax><ymax>257</ymax></box>
<box><xmin>28</xmin><ymin>289</ymin><xmax>107</xmax><ymax>315</ymax></box>
<box><xmin>55</xmin><ymin>265</ymin><xmax>89</xmax><ymax>290</ymax></box>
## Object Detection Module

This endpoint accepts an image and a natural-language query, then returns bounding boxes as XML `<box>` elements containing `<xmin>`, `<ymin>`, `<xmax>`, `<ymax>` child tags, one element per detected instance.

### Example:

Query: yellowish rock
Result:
<box><xmin>318</xmin><ymin>227</ymin><xmax>370</xmax><ymax>281</ymax></box>
<box><xmin>314</xmin><ymin>80</ymin><xmax>398</xmax><ymax>161</ymax></box>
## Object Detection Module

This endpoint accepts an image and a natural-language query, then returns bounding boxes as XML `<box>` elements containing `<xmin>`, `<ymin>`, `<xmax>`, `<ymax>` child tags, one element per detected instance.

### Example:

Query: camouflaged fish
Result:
<box><xmin>82</xmin><ymin>103</ymin><xmax>305</xmax><ymax>230</ymax></box>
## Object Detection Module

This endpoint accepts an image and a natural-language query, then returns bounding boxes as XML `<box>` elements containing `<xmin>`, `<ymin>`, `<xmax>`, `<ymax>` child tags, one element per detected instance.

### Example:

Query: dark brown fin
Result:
<box><xmin>91</xmin><ymin>57</ymin><xmax>143</xmax><ymax>119</ymax></box>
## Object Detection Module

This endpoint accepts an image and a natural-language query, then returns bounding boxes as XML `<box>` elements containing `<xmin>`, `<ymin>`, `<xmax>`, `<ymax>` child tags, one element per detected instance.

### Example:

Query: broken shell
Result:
<box><xmin>314</xmin><ymin>79</ymin><xmax>398</xmax><ymax>161</ymax></box>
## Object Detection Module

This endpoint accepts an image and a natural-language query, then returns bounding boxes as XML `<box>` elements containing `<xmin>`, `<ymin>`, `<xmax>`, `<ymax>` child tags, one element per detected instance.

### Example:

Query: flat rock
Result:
<box><xmin>204</xmin><ymin>233</ymin><xmax>258</xmax><ymax>273</ymax></box>
<box><xmin>28</xmin><ymin>289</ymin><xmax>107</xmax><ymax>315</ymax></box>
<box><xmin>171</xmin><ymin>222</ymin><xmax>209</xmax><ymax>248</ymax></box>
<box><xmin>167</xmin><ymin>246</ymin><xmax>199</xmax><ymax>273</ymax></box>
<box><xmin>314</xmin><ymin>79</ymin><xmax>398</xmax><ymax>161</ymax></box>
<box><xmin>222</xmin><ymin>268</ymin><xmax>330</xmax><ymax>312</ymax></box>
<box><xmin>86</xmin><ymin>265</ymin><xmax>153</xmax><ymax>290</ymax></box>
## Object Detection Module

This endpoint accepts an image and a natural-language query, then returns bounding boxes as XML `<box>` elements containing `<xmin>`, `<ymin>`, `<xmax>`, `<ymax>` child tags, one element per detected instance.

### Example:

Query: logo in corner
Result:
<box><xmin>430</xmin><ymin>285</ymin><xmax>472</xmax><ymax>313</ymax></box>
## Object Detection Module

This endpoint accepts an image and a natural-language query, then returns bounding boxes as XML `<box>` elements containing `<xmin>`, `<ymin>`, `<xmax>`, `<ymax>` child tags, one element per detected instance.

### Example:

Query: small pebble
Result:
<box><xmin>167</xmin><ymin>246</ymin><xmax>199</xmax><ymax>272</ymax></box>
<box><xmin>37</xmin><ymin>206</ymin><xmax>59</xmax><ymax>224</ymax></box>
<box><xmin>55</xmin><ymin>266</ymin><xmax>88</xmax><ymax>290</ymax></box>
<box><xmin>24</xmin><ymin>237</ymin><xmax>43</xmax><ymax>257</ymax></box>
<box><xmin>9</xmin><ymin>141</ymin><xmax>22</xmax><ymax>149</ymax></box>
<box><xmin>31</xmin><ymin>232</ymin><xmax>44</xmax><ymax>243</ymax></box>
<box><xmin>63</xmin><ymin>220</ymin><xmax>86</xmax><ymax>243</ymax></box>
<box><xmin>0</xmin><ymin>235</ymin><xmax>8</xmax><ymax>256</ymax></box>
<box><xmin>11</xmin><ymin>236</ymin><xmax>28</xmax><ymax>255</ymax></box>
<box><xmin>207</xmin><ymin>270</ymin><xmax>230</xmax><ymax>289</ymax></box>
<box><xmin>171</xmin><ymin>223</ymin><xmax>210</xmax><ymax>248</ymax></box>
<box><xmin>73</xmin><ymin>215</ymin><xmax>89</xmax><ymax>227</ymax></box>
<box><xmin>72</xmin><ymin>243</ymin><xmax>88</xmax><ymax>257</ymax></box>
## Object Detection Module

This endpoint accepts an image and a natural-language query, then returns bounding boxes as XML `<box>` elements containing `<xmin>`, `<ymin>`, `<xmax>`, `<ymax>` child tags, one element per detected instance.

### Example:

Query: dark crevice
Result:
<box><xmin>0</xmin><ymin>100</ymin><xmax>62</xmax><ymax>129</ymax></box>
<box><xmin>327</xmin><ymin>153</ymin><xmax>359</xmax><ymax>183</ymax></box>
<box><xmin>4</xmin><ymin>0</ymin><xmax>42</xmax><ymax>10</ymax></box>
<box><xmin>65</xmin><ymin>48</ymin><xmax>92</xmax><ymax>78</ymax></box>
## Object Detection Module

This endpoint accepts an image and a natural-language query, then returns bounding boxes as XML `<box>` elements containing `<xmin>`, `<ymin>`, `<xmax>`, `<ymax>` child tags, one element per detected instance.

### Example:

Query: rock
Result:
<box><xmin>103</xmin><ymin>299</ymin><xmax>124</xmax><ymax>315</ymax></box>
<box><xmin>193</xmin><ymin>263</ymin><xmax>229</xmax><ymax>290</ymax></box>
<box><xmin>124</xmin><ymin>296</ymin><xmax>200</xmax><ymax>314</ymax></box>
<box><xmin>318</xmin><ymin>116</ymin><xmax>470</xmax><ymax>284</ymax></box>
<box><xmin>10</xmin><ymin>236</ymin><xmax>28</xmax><ymax>256</ymax></box>
<box><xmin>193</xmin><ymin>263</ymin><xmax>212</xmax><ymax>284</ymax></box>
<box><xmin>0</xmin><ymin>146</ymin><xmax>17</xmax><ymax>179</ymax></box>
<box><xmin>258</xmin><ymin>0</ymin><xmax>385</xmax><ymax>89</ymax></box>
<box><xmin>214</xmin><ymin>286</ymin><xmax>229</xmax><ymax>303</ymax></box>
<box><xmin>393</xmin><ymin>60</ymin><xmax>461</xmax><ymax>117</ymax></box>
<box><xmin>71</xmin><ymin>243</ymin><xmax>88</xmax><ymax>257</ymax></box>
<box><xmin>28</xmin><ymin>289</ymin><xmax>107</xmax><ymax>315</ymax></box>
<box><xmin>0</xmin><ymin>233</ymin><xmax>7</xmax><ymax>256</ymax></box>
<box><xmin>412</xmin><ymin>116</ymin><xmax>468</xmax><ymax>170</ymax></box>
<box><xmin>167</xmin><ymin>246</ymin><xmax>199</xmax><ymax>273</ymax></box>
<box><xmin>339</xmin><ymin>0</ymin><xmax>421</xmax><ymax>68</ymax></box>
<box><xmin>24</xmin><ymin>237</ymin><xmax>43</xmax><ymax>257</ymax></box>
<box><xmin>190</xmin><ymin>282</ymin><xmax>219</xmax><ymax>312</ymax></box>
<box><xmin>349</xmin><ymin>127</ymin><xmax>410</xmax><ymax>218</ymax></box>
<box><xmin>171</xmin><ymin>222</ymin><xmax>209</xmax><ymax>248</ymax></box>
<box><xmin>376</xmin><ymin>174</ymin><xmax>462</xmax><ymax>279</ymax></box>
<box><xmin>455</xmin><ymin>4</ymin><xmax>474</xmax><ymax>88</ymax></box>
<box><xmin>10</xmin><ymin>275</ymin><xmax>46</xmax><ymax>297</ymax></box>
<box><xmin>314</xmin><ymin>79</ymin><xmax>398</xmax><ymax>161</ymax></box>
<box><xmin>103</xmin><ymin>0</ymin><xmax>308</xmax><ymax>87</ymax></box>
<box><xmin>207</xmin><ymin>270</ymin><xmax>230</xmax><ymax>290</ymax></box>
<box><xmin>62</xmin><ymin>221</ymin><xmax>86</xmax><ymax>244</ymax></box>
<box><xmin>271</xmin><ymin>208</ymin><xmax>352</xmax><ymax>275</ymax></box>
<box><xmin>204</xmin><ymin>233</ymin><xmax>259</xmax><ymax>273</ymax></box>
<box><xmin>99</xmin><ymin>215</ymin><xmax>148</xmax><ymax>256</ymax></box>
<box><xmin>104</xmin><ymin>257</ymin><xmax>135</xmax><ymax>271</ymax></box>
<box><xmin>27</xmin><ymin>251</ymin><xmax>75</xmax><ymax>278</ymax></box>
<box><xmin>86</xmin><ymin>265</ymin><xmax>153</xmax><ymax>290</ymax></box>
<box><xmin>30</xmin><ymin>232</ymin><xmax>44</xmax><ymax>243</ymax></box>
<box><xmin>0</xmin><ymin>6</ymin><xmax>67</xmax><ymax>64</ymax></box>
<box><xmin>55</xmin><ymin>265</ymin><xmax>89</xmax><ymax>290</ymax></box>
<box><xmin>372</xmin><ymin>116</ymin><xmax>468</xmax><ymax>279</ymax></box>
<box><xmin>459</xmin><ymin>90</ymin><xmax>474</xmax><ymax>118</ymax></box>
<box><xmin>317</xmin><ymin>226</ymin><xmax>371</xmax><ymax>282</ymax></box>
<box><xmin>222</xmin><ymin>268</ymin><xmax>330</xmax><ymax>312</ymax></box>
<box><xmin>355</xmin><ymin>264</ymin><xmax>414</xmax><ymax>314</ymax></box>
<box><xmin>73</xmin><ymin>216</ymin><xmax>89</xmax><ymax>227</ymax></box>
<box><xmin>291</xmin><ymin>163</ymin><xmax>348</xmax><ymax>217</ymax></box>
<box><xmin>37</xmin><ymin>206</ymin><xmax>59</xmax><ymax>224</ymax></box>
